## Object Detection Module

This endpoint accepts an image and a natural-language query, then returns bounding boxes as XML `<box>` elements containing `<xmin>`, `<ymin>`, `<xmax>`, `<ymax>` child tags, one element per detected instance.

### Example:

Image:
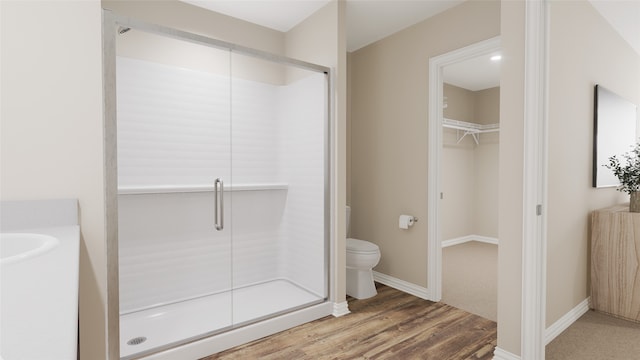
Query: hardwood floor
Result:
<box><xmin>201</xmin><ymin>284</ymin><xmax>497</xmax><ymax>359</ymax></box>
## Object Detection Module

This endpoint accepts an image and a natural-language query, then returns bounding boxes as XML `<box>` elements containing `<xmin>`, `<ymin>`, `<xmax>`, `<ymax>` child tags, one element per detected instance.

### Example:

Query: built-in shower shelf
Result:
<box><xmin>118</xmin><ymin>183</ymin><xmax>289</xmax><ymax>195</ymax></box>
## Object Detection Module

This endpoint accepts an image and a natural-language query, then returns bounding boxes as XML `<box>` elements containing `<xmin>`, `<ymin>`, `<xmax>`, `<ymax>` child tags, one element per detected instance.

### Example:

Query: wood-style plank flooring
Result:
<box><xmin>201</xmin><ymin>284</ymin><xmax>497</xmax><ymax>359</ymax></box>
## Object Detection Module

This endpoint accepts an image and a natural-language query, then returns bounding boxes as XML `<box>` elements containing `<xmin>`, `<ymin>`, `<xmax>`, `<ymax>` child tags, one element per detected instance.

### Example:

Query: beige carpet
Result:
<box><xmin>441</xmin><ymin>240</ymin><xmax>640</xmax><ymax>358</ymax></box>
<box><xmin>546</xmin><ymin>310</ymin><xmax>640</xmax><ymax>359</ymax></box>
<box><xmin>442</xmin><ymin>241</ymin><xmax>497</xmax><ymax>321</ymax></box>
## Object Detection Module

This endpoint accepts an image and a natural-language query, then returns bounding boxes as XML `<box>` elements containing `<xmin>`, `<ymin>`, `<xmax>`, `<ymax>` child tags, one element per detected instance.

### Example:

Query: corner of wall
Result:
<box><xmin>496</xmin><ymin>0</ymin><xmax>526</xmax><ymax>356</ymax></box>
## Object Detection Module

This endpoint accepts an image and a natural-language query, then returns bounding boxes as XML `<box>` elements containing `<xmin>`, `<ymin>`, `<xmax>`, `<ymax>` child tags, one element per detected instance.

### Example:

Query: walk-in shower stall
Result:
<box><xmin>104</xmin><ymin>13</ymin><xmax>331</xmax><ymax>359</ymax></box>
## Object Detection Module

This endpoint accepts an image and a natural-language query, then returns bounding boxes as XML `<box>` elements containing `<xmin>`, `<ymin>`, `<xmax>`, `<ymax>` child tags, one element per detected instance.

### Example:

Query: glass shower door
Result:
<box><xmin>116</xmin><ymin>29</ymin><xmax>233</xmax><ymax>359</ymax></box>
<box><xmin>113</xmin><ymin>20</ymin><xmax>330</xmax><ymax>358</ymax></box>
<box><xmin>229</xmin><ymin>52</ymin><xmax>328</xmax><ymax>326</ymax></box>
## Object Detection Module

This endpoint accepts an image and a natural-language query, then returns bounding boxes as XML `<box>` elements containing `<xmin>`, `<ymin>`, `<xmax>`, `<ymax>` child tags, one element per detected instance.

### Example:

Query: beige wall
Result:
<box><xmin>347</xmin><ymin>53</ymin><xmax>353</xmax><ymax>211</ymax></box>
<box><xmin>1</xmin><ymin>1</ymin><xmax>107</xmax><ymax>359</ymax></box>
<box><xmin>475</xmin><ymin>87</ymin><xmax>500</xmax><ymax>124</ymax></box>
<box><xmin>349</xmin><ymin>0</ymin><xmax>500</xmax><ymax>287</ymax></box>
<box><xmin>442</xmin><ymin>128</ymin><xmax>477</xmax><ymax>239</ymax></box>
<box><xmin>497</xmin><ymin>0</ymin><xmax>525</xmax><ymax>354</ymax></box>
<box><xmin>545</xmin><ymin>0</ymin><xmax>638</xmax><ymax>329</ymax></box>
<box><xmin>443</xmin><ymin>84</ymin><xmax>476</xmax><ymax>240</ymax></box>
<box><xmin>444</xmin><ymin>83</ymin><xmax>476</xmax><ymax>122</ymax></box>
<box><xmin>285</xmin><ymin>0</ymin><xmax>347</xmax><ymax>304</ymax></box>
<box><xmin>474</xmin><ymin>87</ymin><xmax>500</xmax><ymax>237</ymax></box>
<box><xmin>444</xmin><ymin>84</ymin><xmax>500</xmax><ymax>124</ymax></box>
<box><xmin>474</xmin><ymin>130</ymin><xmax>499</xmax><ymax>238</ymax></box>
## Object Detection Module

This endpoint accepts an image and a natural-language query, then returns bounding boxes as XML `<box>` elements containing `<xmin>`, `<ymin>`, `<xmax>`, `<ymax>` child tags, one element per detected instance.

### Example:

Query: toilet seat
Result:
<box><xmin>347</xmin><ymin>238</ymin><xmax>379</xmax><ymax>254</ymax></box>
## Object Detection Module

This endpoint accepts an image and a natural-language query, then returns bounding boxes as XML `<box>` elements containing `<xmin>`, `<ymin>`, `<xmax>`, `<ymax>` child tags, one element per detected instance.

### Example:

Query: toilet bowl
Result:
<box><xmin>346</xmin><ymin>206</ymin><xmax>381</xmax><ymax>299</ymax></box>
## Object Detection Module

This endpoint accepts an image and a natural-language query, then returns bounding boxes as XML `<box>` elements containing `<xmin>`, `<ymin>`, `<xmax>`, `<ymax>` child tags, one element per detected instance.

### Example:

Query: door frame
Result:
<box><xmin>521</xmin><ymin>0</ymin><xmax>549</xmax><ymax>358</ymax></box>
<box><xmin>427</xmin><ymin>36</ymin><xmax>501</xmax><ymax>302</ymax></box>
<box><xmin>427</xmin><ymin>1</ymin><xmax>550</xmax><ymax>357</ymax></box>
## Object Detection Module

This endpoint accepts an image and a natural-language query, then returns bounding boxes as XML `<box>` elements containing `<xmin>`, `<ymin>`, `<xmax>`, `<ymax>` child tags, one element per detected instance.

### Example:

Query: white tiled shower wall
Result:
<box><xmin>117</xmin><ymin>57</ymin><xmax>325</xmax><ymax>313</ymax></box>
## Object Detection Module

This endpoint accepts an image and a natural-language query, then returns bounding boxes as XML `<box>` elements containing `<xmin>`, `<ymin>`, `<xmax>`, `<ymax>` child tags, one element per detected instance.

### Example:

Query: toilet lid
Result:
<box><xmin>347</xmin><ymin>238</ymin><xmax>379</xmax><ymax>253</ymax></box>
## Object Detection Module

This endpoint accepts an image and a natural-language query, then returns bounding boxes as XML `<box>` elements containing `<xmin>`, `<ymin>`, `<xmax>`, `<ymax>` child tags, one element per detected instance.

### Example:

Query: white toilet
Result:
<box><xmin>346</xmin><ymin>206</ymin><xmax>381</xmax><ymax>299</ymax></box>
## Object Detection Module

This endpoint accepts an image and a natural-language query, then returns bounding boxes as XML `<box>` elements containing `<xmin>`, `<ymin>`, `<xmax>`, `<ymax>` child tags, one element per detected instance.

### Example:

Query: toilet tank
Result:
<box><xmin>346</xmin><ymin>205</ymin><xmax>351</xmax><ymax>235</ymax></box>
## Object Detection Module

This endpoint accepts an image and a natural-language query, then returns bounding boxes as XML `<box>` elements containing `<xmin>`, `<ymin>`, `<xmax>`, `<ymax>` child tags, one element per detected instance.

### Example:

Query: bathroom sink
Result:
<box><xmin>1</xmin><ymin>200</ymin><xmax>80</xmax><ymax>360</ymax></box>
<box><xmin>0</xmin><ymin>233</ymin><xmax>59</xmax><ymax>265</ymax></box>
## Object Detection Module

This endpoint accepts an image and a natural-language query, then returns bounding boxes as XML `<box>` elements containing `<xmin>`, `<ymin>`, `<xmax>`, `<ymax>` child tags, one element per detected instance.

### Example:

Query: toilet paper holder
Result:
<box><xmin>399</xmin><ymin>215</ymin><xmax>418</xmax><ymax>230</ymax></box>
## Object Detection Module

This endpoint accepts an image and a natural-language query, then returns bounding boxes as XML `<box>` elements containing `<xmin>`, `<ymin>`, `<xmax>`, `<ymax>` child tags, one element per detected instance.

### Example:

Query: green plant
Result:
<box><xmin>605</xmin><ymin>142</ymin><xmax>640</xmax><ymax>194</ymax></box>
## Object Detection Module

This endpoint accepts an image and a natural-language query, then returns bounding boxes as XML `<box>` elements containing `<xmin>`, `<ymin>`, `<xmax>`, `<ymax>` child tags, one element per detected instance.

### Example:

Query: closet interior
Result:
<box><xmin>440</xmin><ymin>63</ymin><xmax>500</xmax><ymax>321</ymax></box>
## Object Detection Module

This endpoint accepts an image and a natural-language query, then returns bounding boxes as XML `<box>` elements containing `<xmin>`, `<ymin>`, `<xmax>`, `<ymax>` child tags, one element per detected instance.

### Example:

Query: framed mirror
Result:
<box><xmin>593</xmin><ymin>84</ymin><xmax>638</xmax><ymax>188</ymax></box>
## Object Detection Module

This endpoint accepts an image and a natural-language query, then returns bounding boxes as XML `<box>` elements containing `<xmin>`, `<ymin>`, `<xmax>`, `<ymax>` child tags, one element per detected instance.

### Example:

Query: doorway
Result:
<box><xmin>427</xmin><ymin>37</ymin><xmax>501</xmax><ymax>316</ymax></box>
<box><xmin>439</xmin><ymin>54</ymin><xmax>500</xmax><ymax>321</ymax></box>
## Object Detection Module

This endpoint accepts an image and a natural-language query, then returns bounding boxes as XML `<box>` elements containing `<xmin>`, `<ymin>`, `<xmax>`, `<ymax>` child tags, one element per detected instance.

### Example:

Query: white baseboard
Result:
<box><xmin>493</xmin><ymin>347</ymin><xmax>520</xmax><ymax>360</ymax></box>
<box><xmin>489</xmin><ymin>297</ymin><xmax>590</xmax><ymax>360</ymax></box>
<box><xmin>373</xmin><ymin>271</ymin><xmax>430</xmax><ymax>300</ymax></box>
<box><xmin>373</xmin><ymin>271</ymin><xmax>587</xmax><ymax>356</ymax></box>
<box><xmin>332</xmin><ymin>301</ymin><xmax>350</xmax><ymax>317</ymax></box>
<box><xmin>544</xmin><ymin>297</ymin><xmax>590</xmax><ymax>345</ymax></box>
<box><xmin>442</xmin><ymin>234</ymin><xmax>499</xmax><ymax>248</ymax></box>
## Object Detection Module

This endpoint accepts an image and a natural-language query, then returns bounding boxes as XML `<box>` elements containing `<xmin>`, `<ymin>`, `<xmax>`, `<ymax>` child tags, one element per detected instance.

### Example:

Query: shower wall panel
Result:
<box><xmin>117</xmin><ymin>57</ymin><xmax>231</xmax><ymax>187</ymax></box>
<box><xmin>229</xmin><ymin>74</ymin><xmax>284</xmax><ymax>290</ymax></box>
<box><xmin>118</xmin><ymin>193</ymin><xmax>230</xmax><ymax>313</ymax></box>
<box><xmin>230</xmin><ymin>78</ymin><xmax>280</xmax><ymax>185</ymax></box>
<box><xmin>230</xmin><ymin>190</ymin><xmax>286</xmax><ymax>289</ymax></box>
<box><xmin>278</xmin><ymin>74</ymin><xmax>326</xmax><ymax>296</ymax></box>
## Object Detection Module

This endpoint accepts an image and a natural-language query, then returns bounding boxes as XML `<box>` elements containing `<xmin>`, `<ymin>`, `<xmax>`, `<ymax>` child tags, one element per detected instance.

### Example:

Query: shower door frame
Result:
<box><xmin>102</xmin><ymin>10</ymin><xmax>333</xmax><ymax>360</ymax></box>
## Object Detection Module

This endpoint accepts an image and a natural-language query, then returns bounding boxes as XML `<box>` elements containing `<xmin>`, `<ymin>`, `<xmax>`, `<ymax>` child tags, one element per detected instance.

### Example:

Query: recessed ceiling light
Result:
<box><xmin>490</xmin><ymin>55</ymin><xmax>502</xmax><ymax>61</ymax></box>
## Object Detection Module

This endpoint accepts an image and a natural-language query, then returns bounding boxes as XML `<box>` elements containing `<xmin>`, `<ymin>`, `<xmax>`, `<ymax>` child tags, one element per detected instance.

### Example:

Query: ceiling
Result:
<box><xmin>181</xmin><ymin>0</ymin><xmax>464</xmax><ymax>52</ymax></box>
<box><xmin>443</xmin><ymin>53</ymin><xmax>502</xmax><ymax>91</ymax></box>
<box><xmin>182</xmin><ymin>0</ymin><xmax>639</xmax><ymax>55</ymax></box>
<box><xmin>589</xmin><ymin>0</ymin><xmax>640</xmax><ymax>56</ymax></box>
<box><xmin>181</xmin><ymin>0</ymin><xmax>330</xmax><ymax>33</ymax></box>
<box><xmin>345</xmin><ymin>0</ymin><xmax>464</xmax><ymax>52</ymax></box>
<box><xmin>180</xmin><ymin>0</ymin><xmax>639</xmax><ymax>91</ymax></box>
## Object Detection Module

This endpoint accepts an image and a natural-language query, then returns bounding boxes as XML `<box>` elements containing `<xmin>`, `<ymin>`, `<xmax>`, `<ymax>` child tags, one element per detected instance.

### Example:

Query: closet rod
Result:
<box><xmin>442</xmin><ymin>118</ymin><xmax>499</xmax><ymax>145</ymax></box>
<box><xmin>442</xmin><ymin>118</ymin><xmax>499</xmax><ymax>133</ymax></box>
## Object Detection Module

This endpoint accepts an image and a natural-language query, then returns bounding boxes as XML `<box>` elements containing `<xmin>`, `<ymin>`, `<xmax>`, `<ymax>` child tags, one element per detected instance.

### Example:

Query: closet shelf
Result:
<box><xmin>442</xmin><ymin>118</ymin><xmax>499</xmax><ymax>145</ymax></box>
<box><xmin>119</xmin><ymin>183</ymin><xmax>289</xmax><ymax>195</ymax></box>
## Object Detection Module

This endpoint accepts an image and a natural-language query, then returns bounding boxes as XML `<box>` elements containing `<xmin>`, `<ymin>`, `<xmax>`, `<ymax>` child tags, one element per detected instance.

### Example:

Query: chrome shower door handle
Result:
<box><xmin>214</xmin><ymin>178</ymin><xmax>224</xmax><ymax>231</ymax></box>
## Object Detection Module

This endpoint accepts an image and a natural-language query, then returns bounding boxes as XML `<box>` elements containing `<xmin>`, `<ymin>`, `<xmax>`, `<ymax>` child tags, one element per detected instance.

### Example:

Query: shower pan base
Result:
<box><xmin>119</xmin><ymin>279</ymin><xmax>323</xmax><ymax>359</ymax></box>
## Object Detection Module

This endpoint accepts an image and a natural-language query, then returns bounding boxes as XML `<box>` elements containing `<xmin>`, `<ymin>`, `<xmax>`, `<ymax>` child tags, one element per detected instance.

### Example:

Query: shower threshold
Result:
<box><xmin>119</xmin><ymin>279</ymin><xmax>323</xmax><ymax>359</ymax></box>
